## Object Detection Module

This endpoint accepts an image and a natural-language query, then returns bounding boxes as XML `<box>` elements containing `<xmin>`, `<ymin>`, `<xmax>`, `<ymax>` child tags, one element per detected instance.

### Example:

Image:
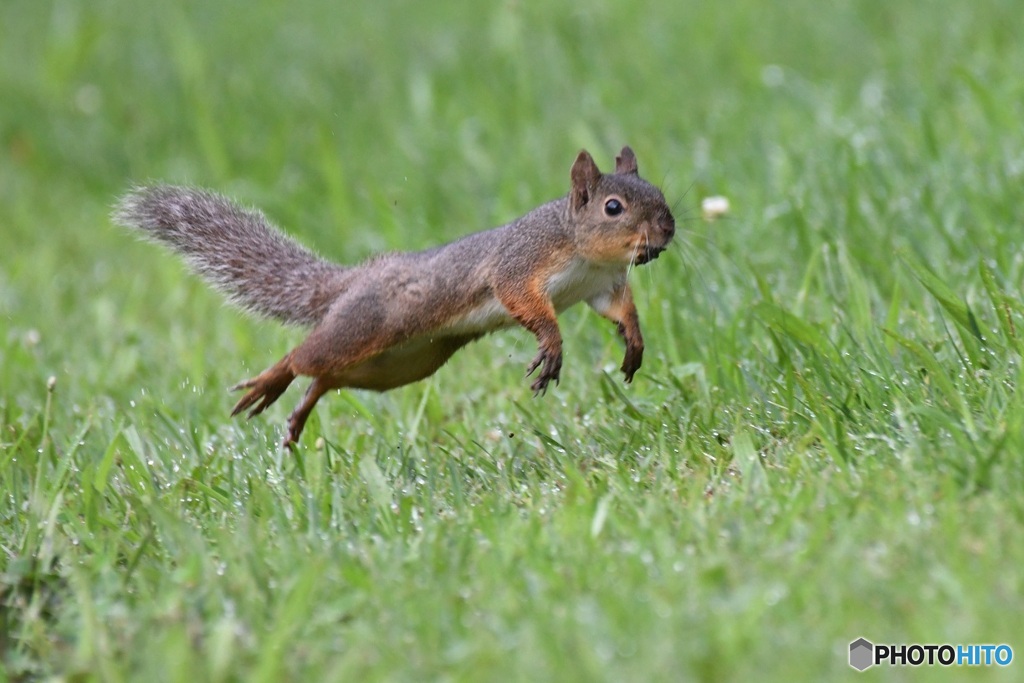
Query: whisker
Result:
<box><xmin>671</xmin><ymin>181</ymin><xmax>697</xmax><ymax>216</ymax></box>
<box><xmin>659</xmin><ymin>214</ymin><xmax>751</xmax><ymax>321</ymax></box>
<box><xmin>626</xmin><ymin>232</ymin><xmax>645</xmax><ymax>277</ymax></box>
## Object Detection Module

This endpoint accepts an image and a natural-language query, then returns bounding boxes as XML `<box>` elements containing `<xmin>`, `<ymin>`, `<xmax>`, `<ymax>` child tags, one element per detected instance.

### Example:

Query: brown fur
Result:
<box><xmin>115</xmin><ymin>146</ymin><xmax>675</xmax><ymax>447</ymax></box>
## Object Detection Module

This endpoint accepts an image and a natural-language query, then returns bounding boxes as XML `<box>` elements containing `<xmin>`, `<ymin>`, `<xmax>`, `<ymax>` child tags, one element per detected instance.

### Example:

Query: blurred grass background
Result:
<box><xmin>2</xmin><ymin>0</ymin><xmax>1024</xmax><ymax>680</ymax></box>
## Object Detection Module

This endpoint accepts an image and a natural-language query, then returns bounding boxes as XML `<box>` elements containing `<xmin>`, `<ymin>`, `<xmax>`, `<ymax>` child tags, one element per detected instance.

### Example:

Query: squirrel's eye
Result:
<box><xmin>604</xmin><ymin>198</ymin><xmax>624</xmax><ymax>216</ymax></box>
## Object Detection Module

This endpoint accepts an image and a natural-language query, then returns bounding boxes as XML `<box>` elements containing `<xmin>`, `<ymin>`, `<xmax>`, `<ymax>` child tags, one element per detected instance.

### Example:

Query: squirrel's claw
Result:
<box><xmin>281</xmin><ymin>431</ymin><xmax>300</xmax><ymax>451</ymax></box>
<box><xmin>527</xmin><ymin>349</ymin><xmax>562</xmax><ymax>395</ymax></box>
<box><xmin>230</xmin><ymin>388</ymin><xmax>259</xmax><ymax>417</ymax></box>
<box><xmin>228</xmin><ymin>364</ymin><xmax>296</xmax><ymax>419</ymax></box>
<box><xmin>531</xmin><ymin>376</ymin><xmax>560</xmax><ymax>396</ymax></box>
<box><xmin>621</xmin><ymin>344</ymin><xmax>643</xmax><ymax>383</ymax></box>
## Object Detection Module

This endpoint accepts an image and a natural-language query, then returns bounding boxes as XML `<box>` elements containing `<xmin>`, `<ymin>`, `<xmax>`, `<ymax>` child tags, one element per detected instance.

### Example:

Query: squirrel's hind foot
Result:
<box><xmin>230</xmin><ymin>357</ymin><xmax>297</xmax><ymax>419</ymax></box>
<box><xmin>282</xmin><ymin>378</ymin><xmax>331</xmax><ymax>449</ymax></box>
<box><xmin>229</xmin><ymin>357</ymin><xmax>331</xmax><ymax>450</ymax></box>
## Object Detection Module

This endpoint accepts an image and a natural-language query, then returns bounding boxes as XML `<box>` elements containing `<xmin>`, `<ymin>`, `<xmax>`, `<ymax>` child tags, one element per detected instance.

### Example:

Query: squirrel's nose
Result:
<box><xmin>662</xmin><ymin>218</ymin><xmax>676</xmax><ymax>240</ymax></box>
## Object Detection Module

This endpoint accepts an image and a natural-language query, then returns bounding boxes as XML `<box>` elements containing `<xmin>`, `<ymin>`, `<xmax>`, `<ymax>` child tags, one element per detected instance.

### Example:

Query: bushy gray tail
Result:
<box><xmin>114</xmin><ymin>185</ymin><xmax>348</xmax><ymax>326</ymax></box>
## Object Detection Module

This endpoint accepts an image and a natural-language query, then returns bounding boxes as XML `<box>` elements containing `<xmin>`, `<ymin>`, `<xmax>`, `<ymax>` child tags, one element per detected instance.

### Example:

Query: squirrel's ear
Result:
<box><xmin>570</xmin><ymin>150</ymin><xmax>601</xmax><ymax>211</ymax></box>
<box><xmin>615</xmin><ymin>146</ymin><xmax>639</xmax><ymax>175</ymax></box>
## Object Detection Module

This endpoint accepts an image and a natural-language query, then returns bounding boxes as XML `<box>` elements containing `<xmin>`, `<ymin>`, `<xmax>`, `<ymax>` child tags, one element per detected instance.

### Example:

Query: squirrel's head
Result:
<box><xmin>568</xmin><ymin>146</ymin><xmax>675</xmax><ymax>266</ymax></box>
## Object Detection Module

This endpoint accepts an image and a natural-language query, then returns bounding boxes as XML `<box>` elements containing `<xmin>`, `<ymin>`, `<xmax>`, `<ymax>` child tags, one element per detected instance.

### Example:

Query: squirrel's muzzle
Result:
<box><xmin>634</xmin><ymin>214</ymin><xmax>674</xmax><ymax>265</ymax></box>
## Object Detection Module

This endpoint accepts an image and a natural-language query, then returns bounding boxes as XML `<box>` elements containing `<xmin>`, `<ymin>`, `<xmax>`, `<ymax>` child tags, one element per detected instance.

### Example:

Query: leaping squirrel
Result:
<box><xmin>115</xmin><ymin>146</ymin><xmax>676</xmax><ymax>447</ymax></box>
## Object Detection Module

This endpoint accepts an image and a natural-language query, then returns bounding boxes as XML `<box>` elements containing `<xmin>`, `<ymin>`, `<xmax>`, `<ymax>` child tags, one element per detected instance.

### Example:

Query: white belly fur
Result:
<box><xmin>442</xmin><ymin>259</ymin><xmax>622</xmax><ymax>335</ymax></box>
<box><xmin>444</xmin><ymin>296</ymin><xmax>515</xmax><ymax>334</ymax></box>
<box><xmin>546</xmin><ymin>258</ymin><xmax>623</xmax><ymax>312</ymax></box>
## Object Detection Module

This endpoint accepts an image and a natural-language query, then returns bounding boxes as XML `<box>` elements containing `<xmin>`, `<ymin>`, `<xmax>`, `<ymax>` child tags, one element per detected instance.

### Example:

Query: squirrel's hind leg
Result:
<box><xmin>230</xmin><ymin>353</ymin><xmax>297</xmax><ymax>419</ymax></box>
<box><xmin>283</xmin><ymin>378</ymin><xmax>331</xmax><ymax>449</ymax></box>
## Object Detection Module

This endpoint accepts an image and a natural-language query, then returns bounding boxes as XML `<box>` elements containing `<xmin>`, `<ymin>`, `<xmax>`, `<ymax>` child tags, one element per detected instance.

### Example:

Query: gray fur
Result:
<box><xmin>113</xmin><ymin>186</ymin><xmax>350</xmax><ymax>326</ymax></box>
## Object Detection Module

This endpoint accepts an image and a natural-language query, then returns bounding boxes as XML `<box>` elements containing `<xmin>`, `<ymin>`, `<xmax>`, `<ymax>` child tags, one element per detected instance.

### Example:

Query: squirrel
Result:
<box><xmin>114</xmin><ymin>146</ymin><xmax>676</xmax><ymax>448</ymax></box>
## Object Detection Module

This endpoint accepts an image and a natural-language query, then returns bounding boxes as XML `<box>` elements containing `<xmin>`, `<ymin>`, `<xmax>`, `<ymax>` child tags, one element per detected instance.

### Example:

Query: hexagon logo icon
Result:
<box><xmin>849</xmin><ymin>638</ymin><xmax>874</xmax><ymax>671</ymax></box>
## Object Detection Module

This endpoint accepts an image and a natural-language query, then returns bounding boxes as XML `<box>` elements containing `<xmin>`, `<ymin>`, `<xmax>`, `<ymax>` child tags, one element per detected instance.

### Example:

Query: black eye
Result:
<box><xmin>604</xmin><ymin>198</ymin><xmax>624</xmax><ymax>216</ymax></box>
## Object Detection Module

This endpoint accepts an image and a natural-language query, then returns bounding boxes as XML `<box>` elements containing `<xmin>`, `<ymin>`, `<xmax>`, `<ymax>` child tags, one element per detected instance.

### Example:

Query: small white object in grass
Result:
<box><xmin>701</xmin><ymin>195</ymin><xmax>730</xmax><ymax>220</ymax></box>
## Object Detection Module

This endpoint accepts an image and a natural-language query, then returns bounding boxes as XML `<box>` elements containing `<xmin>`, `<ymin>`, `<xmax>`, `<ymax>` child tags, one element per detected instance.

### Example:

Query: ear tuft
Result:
<box><xmin>615</xmin><ymin>146</ymin><xmax>639</xmax><ymax>175</ymax></box>
<box><xmin>570</xmin><ymin>150</ymin><xmax>601</xmax><ymax>211</ymax></box>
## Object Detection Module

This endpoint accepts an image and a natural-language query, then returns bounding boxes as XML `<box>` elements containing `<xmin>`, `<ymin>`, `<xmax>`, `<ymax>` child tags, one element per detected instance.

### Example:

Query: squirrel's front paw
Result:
<box><xmin>621</xmin><ymin>343</ymin><xmax>644</xmax><ymax>383</ymax></box>
<box><xmin>526</xmin><ymin>348</ymin><xmax>562</xmax><ymax>395</ymax></box>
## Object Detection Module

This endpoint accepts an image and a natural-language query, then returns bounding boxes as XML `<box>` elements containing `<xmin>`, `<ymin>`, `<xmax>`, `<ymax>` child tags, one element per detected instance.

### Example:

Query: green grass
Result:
<box><xmin>3</xmin><ymin>0</ymin><xmax>1024</xmax><ymax>679</ymax></box>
